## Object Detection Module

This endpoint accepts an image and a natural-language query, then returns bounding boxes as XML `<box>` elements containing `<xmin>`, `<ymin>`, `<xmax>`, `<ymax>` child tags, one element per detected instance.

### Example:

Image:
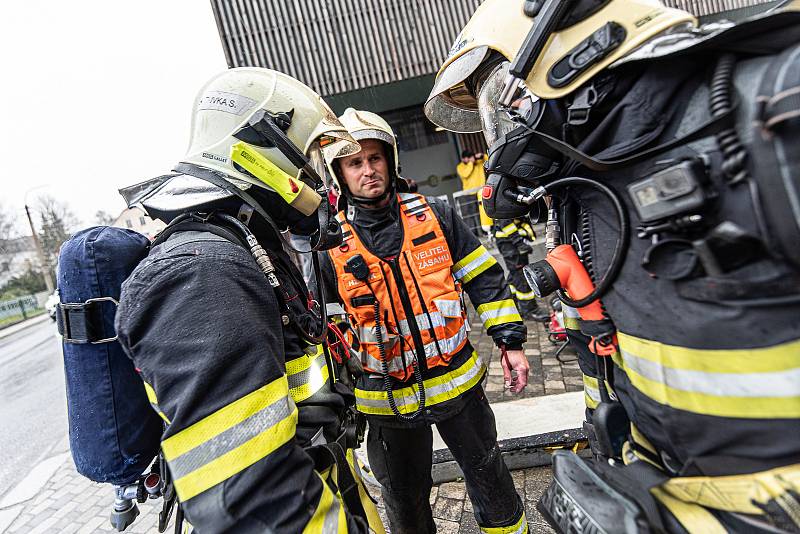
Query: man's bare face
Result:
<box><xmin>338</xmin><ymin>139</ymin><xmax>389</xmax><ymax>199</ymax></box>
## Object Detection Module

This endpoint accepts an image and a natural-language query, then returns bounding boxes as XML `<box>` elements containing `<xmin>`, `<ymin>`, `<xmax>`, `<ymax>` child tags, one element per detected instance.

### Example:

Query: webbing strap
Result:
<box><xmin>306</xmin><ymin>436</ymin><xmax>369</xmax><ymax>527</ymax></box>
<box><xmin>599</xmin><ymin>460</ymin><xmax>669</xmax><ymax>532</ymax></box>
<box><xmin>524</xmin><ymin>101</ymin><xmax>737</xmax><ymax>172</ymax></box>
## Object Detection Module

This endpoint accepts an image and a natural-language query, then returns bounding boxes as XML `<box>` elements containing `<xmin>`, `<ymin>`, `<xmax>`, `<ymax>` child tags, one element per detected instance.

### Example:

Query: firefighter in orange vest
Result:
<box><xmin>318</xmin><ymin>108</ymin><xmax>530</xmax><ymax>534</ymax></box>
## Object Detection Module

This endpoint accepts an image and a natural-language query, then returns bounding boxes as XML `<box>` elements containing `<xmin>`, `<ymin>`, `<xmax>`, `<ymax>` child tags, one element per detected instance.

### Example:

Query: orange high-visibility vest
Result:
<box><xmin>328</xmin><ymin>193</ymin><xmax>469</xmax><ymax>381</ymax></box>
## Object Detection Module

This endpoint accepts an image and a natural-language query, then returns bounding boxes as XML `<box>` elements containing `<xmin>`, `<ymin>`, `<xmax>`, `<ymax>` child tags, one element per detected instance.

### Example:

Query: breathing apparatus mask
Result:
<box><xmin>475</xmin><ymin>60</ymin><xmax>563</xmax><ymax>222</ymax></box>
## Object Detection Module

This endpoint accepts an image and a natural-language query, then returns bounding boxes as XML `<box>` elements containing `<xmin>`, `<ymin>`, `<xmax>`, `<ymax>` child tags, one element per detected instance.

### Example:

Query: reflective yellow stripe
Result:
<box><xmin>514</xmin><ymin>288</ymin><xmax>535</xmax><ymax>301</ymax></box>
<box><xmin>562</xmin><ymin>304</ymin><xmax>581</xmax><ymax>330</ymax></box>
<box><xmin>355</xmin><ymin>351</ymin><xmax>486</xmax><ymax>415</ymax></box>
<box><xmin>143</xmin><ymin>381</ymin><xmax>170</xmax><ymax>424</ymax></box>
<box><xmin>583</xmin><ymin>374</ymin><xmax>600</xmax><ymax>410</ymax></box>
<box><xmin>494</xmin><ymin>223</ymin><xmax>518</xmax><ymax>238</ymax></box>
<box><xmin>303</xmin><ymin>473</ymin><xmax>347</xmax><ymax>534</ymax></box>
<box><xmin>477</xmin><ymin>299</ymin><xmax>522</xmax><ymax>329</ymax></box>
<box><xmin>286</xmin><ymin>345</ymin><xmax>330</xmax><ymax>403</ymax></box>
<box><xmin>630</xmin><ymin>423</ymin><xmax>657</xmax><ymax>455</ymax></box>
<box><xmin>661</xmin><ymin>463</ymin><xmax>800</xmax><ymax>516</ymax></box>
<box><xmin>616</xmin><ymin>332</ymin><xmax>800</xmax><ymax>418</ymax></box>
<box><xmin>452</xmin><ymin>245</ymin><xmax>498</xmax><ymax>284</ymax></box>
<box><xmin>162</xmin><ymin>376</ymin><xmax>296</xmax><ymax>501</ymax></box>
<box><xmin>651</xmin><ymin>488</ymin><xmax>727</xmax><ymax>534</ymax></box>
<box><xmin>479</xmin><ymin>510</ymin><xmax>528</xmax><ymax>534</ymax></box>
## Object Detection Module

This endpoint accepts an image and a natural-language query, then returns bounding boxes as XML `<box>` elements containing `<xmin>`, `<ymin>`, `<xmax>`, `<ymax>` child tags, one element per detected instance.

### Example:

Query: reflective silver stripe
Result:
<box><xmin>515</xmin><ymin>290</ymin><xmax>535</xmax><ymax>301</ymax></box>
<box><xmin>405</xmin><ymin>323</ymin><xmax>468</xmax><ymax>361</ymax></box>
<box><xmin>398</xmin><ymin>192</ymin><xmax>416</xmax><ymax>202</ymax></box>
<box><xmin>583</xmin><ymin>375</ymin><xmax>601</xmax><ymax>405</ymax></box>
<box><xmin>358</xmin><ymin>325</ymin><xmax>391</xmax><ymax>344</ymax></box>
<box><xmin>478</xmin><ymin>305</ymin><xmax>518</xmax><ymax>324</ymax></box>
<box><xmin>322</xmin><ymin>491</ymin><xmax>341</xmax><ymax>534</ymax></box>
<box><xmin>360</xmin><ymin>323</ymin><xmax>469</xmax><ymax>373</ymax></box>
<box><xmin>620</xmin><ymin>349</ymin><xmax>800</xmax><ymax>398</ymax></box>
<box><xmin>399</xmin><ymin>311</ymin><xmax>446</xmax><ymax>335</ymax></box>
<box><xmin>562</xmin><ymin>305</ymin><xmax>581</xmax><ymax>319</ymax></box>
<box><xmin>286</xmin><ymin>351</ymin><xmax>328</xmax><ymax>398</ymax></box>
<box><xmin>453</xmin><ymin>249</ymin><xmax>495</xmax><ymax>281</ymax></box>
<box><xmin>433</xmin><ymin>298</ymin><xmax>462</xmax><ymax>318</ymax></box>
<box><xmin>362</xmin><ymin>348</ymin><xmax>406</xmax><ymax>374</ymax></box>
<box><xmin>356</xmin><ymin>352</ymin><xmax>487</xmax><ymax>410</ymax></box>
<box><xmin>166</xmin><ymin>395</ymin><xmax>293</xmax><ymax>481</ymax></box>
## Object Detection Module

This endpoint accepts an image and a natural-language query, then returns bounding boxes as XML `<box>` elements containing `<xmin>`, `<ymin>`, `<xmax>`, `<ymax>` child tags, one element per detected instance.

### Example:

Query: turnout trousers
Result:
<box><xmin>366</xmin><ymin>387</ymin><xmax>526</xmax><ymax>533</ymax></box>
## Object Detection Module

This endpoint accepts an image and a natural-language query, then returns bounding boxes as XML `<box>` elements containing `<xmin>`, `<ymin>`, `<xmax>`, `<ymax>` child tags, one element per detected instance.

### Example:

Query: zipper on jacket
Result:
<box><xmin>387</xmin><ymin>257</ymin><xmax>428</xmax><ymax>372</ymax></box>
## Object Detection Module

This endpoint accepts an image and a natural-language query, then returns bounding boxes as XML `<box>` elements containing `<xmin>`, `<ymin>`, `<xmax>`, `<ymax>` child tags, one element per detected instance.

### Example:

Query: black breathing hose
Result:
<box><xmin>542</xmin><ymin>176</ymin><xmax>630</xmax><ymax>308</ymax></box>
<box><xmin>367</xmin><ymin>282</ymin><xmax>425</xmax><ymax>421</ymax></box>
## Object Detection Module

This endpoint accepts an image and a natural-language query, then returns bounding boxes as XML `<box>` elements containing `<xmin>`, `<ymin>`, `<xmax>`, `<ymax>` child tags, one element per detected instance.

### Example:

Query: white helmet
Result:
<box><xmin>182</xmin><ymin>67</ymin><xmax>359</xmax><ymax>215</ymax></box>
<box><xmin>121</xmin><ymin>68</ymin><xmax>359</xmax><ymax>245</ymax></box>
<box><xmin>332</xmin><ymin>108</ymin><xmax>407</xmax><ymax>207</ymax></box>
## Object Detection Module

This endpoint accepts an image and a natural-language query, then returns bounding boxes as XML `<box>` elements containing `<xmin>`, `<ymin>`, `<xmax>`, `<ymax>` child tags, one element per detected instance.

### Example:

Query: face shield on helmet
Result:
<box><xmin>119</xmin><ymin>68</ymin><xmax>359</xmax><ymax>250</ymax></box>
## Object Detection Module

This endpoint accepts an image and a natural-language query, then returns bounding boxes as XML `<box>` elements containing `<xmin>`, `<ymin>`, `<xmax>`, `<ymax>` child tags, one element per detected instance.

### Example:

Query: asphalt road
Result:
<box><xmin>0</xmin><ymin>319</ymin><xmax>67</xmax><ymax>499</ymax></box>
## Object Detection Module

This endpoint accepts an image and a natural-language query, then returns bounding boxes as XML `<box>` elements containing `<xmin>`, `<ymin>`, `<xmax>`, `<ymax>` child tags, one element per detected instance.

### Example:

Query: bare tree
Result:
<box><xmin>0</xmin><ymin>202</ymin><xmax>19</xmax><ymax>243</ymax></box>
<box><xmin>35</xmin><ymin>194</ymin><xmax>79</xmax><ymax>272</ymax></box>
<box><xmin>95</xmin><ymin>210</ymin><xmax>115</xmax><ymax>226</ymax></box>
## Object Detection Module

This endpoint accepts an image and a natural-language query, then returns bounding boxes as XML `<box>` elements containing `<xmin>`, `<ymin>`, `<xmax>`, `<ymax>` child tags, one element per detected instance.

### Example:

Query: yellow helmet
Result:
<box><xmin>425</xmin><ymin>0</ymin><xmax>695</xmax><ymax>133</ymax></box>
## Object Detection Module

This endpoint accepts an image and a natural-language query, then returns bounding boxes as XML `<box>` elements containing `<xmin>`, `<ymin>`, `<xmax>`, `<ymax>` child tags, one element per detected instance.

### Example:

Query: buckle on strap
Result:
<box><xmin>56</xmin><ymin>297</ymin><xmax>119</xmax><ymax>344</ymax></box>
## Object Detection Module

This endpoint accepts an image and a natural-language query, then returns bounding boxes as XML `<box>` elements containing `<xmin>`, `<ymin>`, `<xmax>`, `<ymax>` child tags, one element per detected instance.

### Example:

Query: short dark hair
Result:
<box><xmin>461</xmin><ymin>149</ymin><xmax>474</xmax><ymax>159</ymax></box>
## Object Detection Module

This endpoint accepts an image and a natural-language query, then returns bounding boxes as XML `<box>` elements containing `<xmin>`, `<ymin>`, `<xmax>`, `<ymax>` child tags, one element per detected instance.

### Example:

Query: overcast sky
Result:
<box><xmin>0</xmin><ymin>1</ymin><xmax>227</xmax><ymax>232</ymax></box>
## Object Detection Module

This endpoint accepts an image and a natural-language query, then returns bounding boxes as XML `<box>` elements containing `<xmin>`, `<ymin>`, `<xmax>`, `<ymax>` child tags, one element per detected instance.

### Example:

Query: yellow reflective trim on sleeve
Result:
<box><xmin>452</xmin><ymin>245</ymin><xmax>498</xmax><ymax>284</ymax></box>
<box><xmin>582</xmin><ymin>374</ymin><xmax>600</xmax><ymax>410</ymax></box>
<box><xmin>162</xmin><ymin>377</ymin><xmax>290</xmax><ymax>460</ymax></box>
<box><xmin>286</xmin><ymin>345</ymin><xmax>330</xmax><ymax>403</ymax></box>
<box><xmin>616</xmin><ymin>332</ymin><xmax>800</xmax><ymax>419</ymax></box>
<box><xmin>660</xmin><ymin>463</ymin><xmax>800</xmax><ymax>516</ymax></box>
<box><xmin>303</xmin><ymin>473</ymin><xmax>347</xmax><ymax>534</ymax></box>
<box><xmin>651</xmin><ymin>488</ymin><xmax>727</xmax><ymax>534</ymax></box>
<box><xmin>143</xmin><ymin>381</ymin><xmax>170</xmax><ymax>424</ymax></box>
<box><xmin>494</xmin><ymin>223</ymin><xmax>519</xmax><ymax>238</ymax></box>
<box><xmin>477</xmin><ymin>299</ymin><xmax>522</xmax><ymax>329</ymax></box>
<box><xmin>479</xmin><ymin>510</ymin><xmax>528</xmax><ymax>534</ymax></box>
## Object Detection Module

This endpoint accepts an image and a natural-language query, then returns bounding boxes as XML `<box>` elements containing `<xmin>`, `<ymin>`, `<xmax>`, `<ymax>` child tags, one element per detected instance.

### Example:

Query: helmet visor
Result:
<box><xmin>477</xmin><ymin>61</ymin><xmax>540</xmax><ymax>147</ymax></box>
<box><xmin>424</xmin><ymin>46</ymin><xmax>489</xmax><ymax>133</ymax></box>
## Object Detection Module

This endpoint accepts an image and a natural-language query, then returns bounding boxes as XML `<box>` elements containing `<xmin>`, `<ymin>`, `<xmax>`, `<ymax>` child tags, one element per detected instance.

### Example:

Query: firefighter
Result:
<box><xmin>115</xmin><ymin>68</ymin><xmax>384</xmax><ymax>533</ymax></box>
<box><xmin>493</xmin><ymin>217</ymin><xmax>549</xmax><ymax>321</ymax></box>
<box><xmin>318</xmin><ymin>108</ymin><xmax>530</xmax><ymax>534</ymax></box>
<box><xmin>426</xmin><ymin>0</ymin><xmax>800</xmax><ymax>532</ymax></box>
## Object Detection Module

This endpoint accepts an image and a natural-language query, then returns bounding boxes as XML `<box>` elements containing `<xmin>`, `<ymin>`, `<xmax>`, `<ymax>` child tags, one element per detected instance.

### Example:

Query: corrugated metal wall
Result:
<box><xmin>212</xmin><ymin>0</ymin><xmax>775</xmax><ymax>98</ymax></box>
<box><xmin>664</xmin><ymin>0</ymin><xmax>772</xmax><ymax>16</ymax></box>
<box><xmin>212</xmin><ymin>0</ymin><xmax>481</xmax><ymax>97</ymax></box>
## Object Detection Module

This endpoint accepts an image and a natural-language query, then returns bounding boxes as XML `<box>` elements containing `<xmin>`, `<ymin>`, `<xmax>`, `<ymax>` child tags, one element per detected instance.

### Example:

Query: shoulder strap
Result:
<box><xmin>526</xmin><ymin>101</ymin><xmax>738</xmax><ymax>172</ymax></box>
<box><xmin>151</xmin><ymin>217</ymin><xmax>248</xmax><ymax>250</ymax></box>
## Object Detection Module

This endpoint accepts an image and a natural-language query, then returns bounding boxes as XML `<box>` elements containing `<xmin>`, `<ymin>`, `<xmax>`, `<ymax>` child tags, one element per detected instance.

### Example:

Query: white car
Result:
<box><xmin>46</xmin><ymin>289</ymin><xmax>60</xmax><ymax>321</ymax></box>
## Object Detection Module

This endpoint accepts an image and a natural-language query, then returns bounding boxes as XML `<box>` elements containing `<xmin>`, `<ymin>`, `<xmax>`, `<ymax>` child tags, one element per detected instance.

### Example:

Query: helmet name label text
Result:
<box><xmin>198</xmin><ymin>91</ymin><xmax>256</xmax><ymax>116</ymax></box>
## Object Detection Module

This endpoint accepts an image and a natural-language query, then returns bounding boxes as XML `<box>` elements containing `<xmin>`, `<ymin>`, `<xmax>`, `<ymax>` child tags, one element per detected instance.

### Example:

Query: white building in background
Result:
<box><xmin>112</xmin><ymin>206</ymin><xmax>165</xmax><ymax>240</ymax></box>
<box><xmin>0</xmin><ymin>236</ymin><xmax>39</xmax><ymax>288</ymax></box>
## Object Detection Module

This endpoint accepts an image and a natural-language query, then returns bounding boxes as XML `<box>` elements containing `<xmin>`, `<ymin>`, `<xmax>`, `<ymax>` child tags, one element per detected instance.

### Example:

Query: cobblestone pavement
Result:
<box><xmin>1</xmin><ymin>231</ymin><xmax>572</xmax><ymax>533</ymax></box>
